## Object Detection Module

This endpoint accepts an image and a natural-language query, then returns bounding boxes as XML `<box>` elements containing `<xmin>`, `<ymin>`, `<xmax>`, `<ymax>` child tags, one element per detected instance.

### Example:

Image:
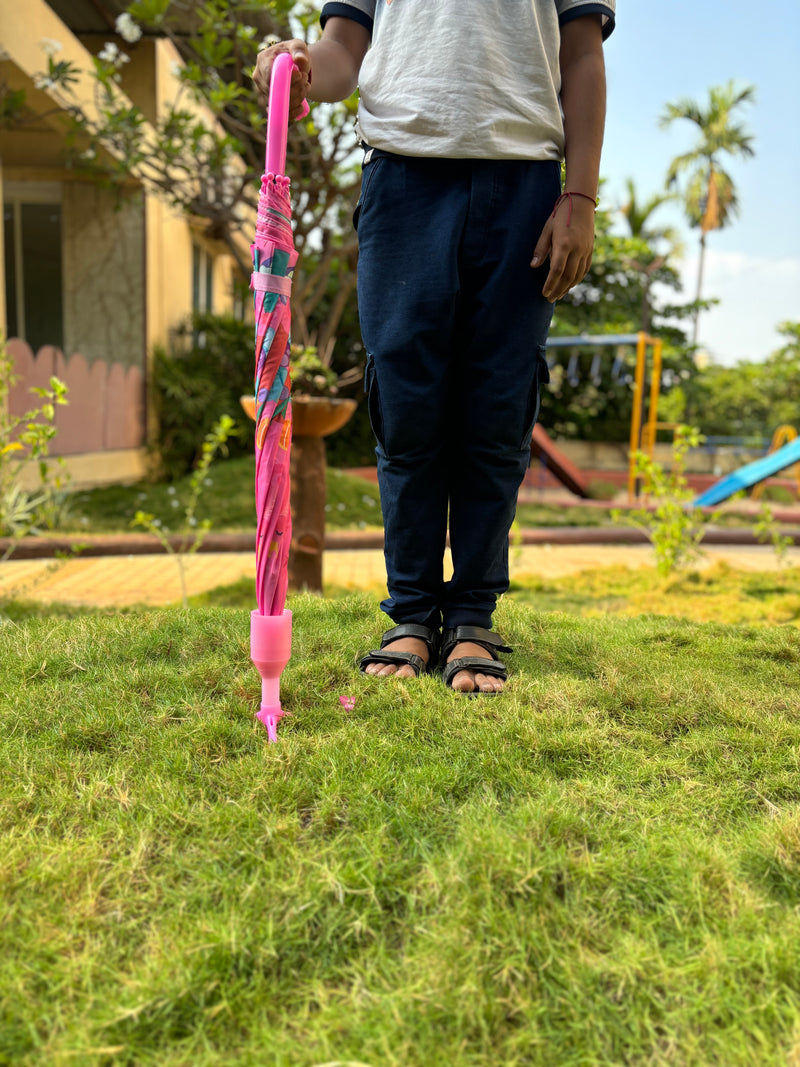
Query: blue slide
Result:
<box><xmin>694</xmin><ymin>437</ymin><xmax>800</xmax><ymax>508</ymax></box>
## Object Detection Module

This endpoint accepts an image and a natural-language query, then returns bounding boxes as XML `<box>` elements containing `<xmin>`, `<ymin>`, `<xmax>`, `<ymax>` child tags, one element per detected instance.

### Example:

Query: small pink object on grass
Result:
<box><xmin>339</xmin><ymin>695</ymin><xmax>356</xmax><ymax>712</ymax></box>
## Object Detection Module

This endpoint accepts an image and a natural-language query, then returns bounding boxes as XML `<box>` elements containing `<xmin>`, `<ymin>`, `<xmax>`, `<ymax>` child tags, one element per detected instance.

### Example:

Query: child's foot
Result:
<box><xmin>446</xmin><ymin>642</ymin><xmax>506</xmax><ymax>693</ymax></box>
<box><xmin>440</xmin><ymin>626</ymin><xmax>512</xmax><ymax>695</ymax></box>
<box><xmin>364</xmin><ymin>635</ymin><xmax>431</xmax><ymax>678</ymax></box>
<box><xmin>359</xmin><ymin>623</ymin><xmax>440</xmax><ymax>679</ymax></box>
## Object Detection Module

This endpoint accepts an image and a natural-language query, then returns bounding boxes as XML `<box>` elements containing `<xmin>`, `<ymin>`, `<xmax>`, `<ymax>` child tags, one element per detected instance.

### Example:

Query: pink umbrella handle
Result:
<box><xmin>266</xmin><ymin>52</ymin><xmax>308</xmax><ymax>177</ymax></box>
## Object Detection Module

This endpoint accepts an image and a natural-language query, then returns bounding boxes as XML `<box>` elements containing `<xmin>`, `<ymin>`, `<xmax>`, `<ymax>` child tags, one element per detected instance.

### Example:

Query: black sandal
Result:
<box><xmin>359</xmin><ymin>623</ymin><xmax>441</xmax><ymax>678</ymax></box>
<box><xmin>440</xmin><ymin>626</ymin><xmax>512</xmax><ymax>693</ymax></box>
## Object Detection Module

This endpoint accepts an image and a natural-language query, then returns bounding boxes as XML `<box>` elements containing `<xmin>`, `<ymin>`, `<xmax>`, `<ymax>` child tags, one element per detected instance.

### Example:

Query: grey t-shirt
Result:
<box><xmin>320</xmin><ymin>0</ymin><xmax>615</xmax><ymax>159</ymax></box>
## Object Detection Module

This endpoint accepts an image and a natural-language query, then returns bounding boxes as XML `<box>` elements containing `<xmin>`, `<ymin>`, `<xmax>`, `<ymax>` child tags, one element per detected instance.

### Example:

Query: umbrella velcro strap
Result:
<box><xmin>251</xmin><ymin>273</ymin><xmax>292</xmax><ymax>296</ymax></box>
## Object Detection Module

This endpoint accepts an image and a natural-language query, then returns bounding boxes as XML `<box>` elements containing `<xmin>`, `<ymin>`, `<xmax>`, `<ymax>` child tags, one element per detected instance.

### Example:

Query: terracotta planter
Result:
<box><xmin>292</xmin><ymin>396</ymin><xmax>357</xmax><ymax>437</ymax></box>
<box><xmin>239</xmin><ymin>394</ymin><xmax>356</xmax><ymax>437</ymax></box>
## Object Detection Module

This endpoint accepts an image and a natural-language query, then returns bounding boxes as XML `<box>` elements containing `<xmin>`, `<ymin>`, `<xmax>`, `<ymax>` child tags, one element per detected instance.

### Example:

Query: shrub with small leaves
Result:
<box><xmin>132</xmin><ymin>414</ymin><xmax>235</xmax><ymax>607</ymax></box>
<box><xmin>1</xmin><ymin>338</ymin><xmax>70</xmax><ymax>556</ymax></box>
<box><xmin>753</xmin><ymin>502</ymin><xmax>794</xmax><ymax>567</ymax></box>
<box><xmin>614</xmin><ymin>425</ymin><xmax>717</xmax><ymax>577</ymax></box>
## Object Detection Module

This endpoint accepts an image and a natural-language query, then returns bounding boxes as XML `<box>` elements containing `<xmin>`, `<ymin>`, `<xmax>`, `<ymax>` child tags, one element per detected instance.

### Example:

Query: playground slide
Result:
<box><xmin>530</xmin><ymin>424</ymin><xmax>590</xmax><ymax>498</ymax></box>
<box><xmin>693</xmin><ymin>436</ymin><xmax>800</xmax><ymax>508</ymax></box>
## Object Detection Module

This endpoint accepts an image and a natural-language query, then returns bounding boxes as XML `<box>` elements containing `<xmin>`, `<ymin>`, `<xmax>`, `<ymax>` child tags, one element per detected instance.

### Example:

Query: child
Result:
<box><xmin>254</xmin><ymin>1</ymin><xmax>615</xmax><ymax>693</ymax></box>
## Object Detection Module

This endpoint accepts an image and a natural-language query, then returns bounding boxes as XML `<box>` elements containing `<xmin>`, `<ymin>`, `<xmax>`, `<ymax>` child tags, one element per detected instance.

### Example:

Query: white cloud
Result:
<box><xmin>679</xmin><ymin>250</ymin><xmax>800</xmax><ymax>365</ymax></box>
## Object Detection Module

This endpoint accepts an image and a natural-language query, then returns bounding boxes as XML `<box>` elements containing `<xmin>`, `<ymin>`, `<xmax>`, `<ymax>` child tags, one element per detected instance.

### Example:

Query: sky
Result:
<box><xmin>600</xmin><ymin>0</ymin><xmax>800</xmax><ymax>365</ymax></box>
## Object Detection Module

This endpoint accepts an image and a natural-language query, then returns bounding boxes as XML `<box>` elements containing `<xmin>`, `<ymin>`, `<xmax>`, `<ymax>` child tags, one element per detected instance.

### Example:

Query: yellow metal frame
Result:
<box><xmin>544</xmin><ymin>331</ymin><xmax>665</xmax><ymax>499</ymax></box>
<box><xmin>627</xmin><ymin>332</ymin><xmax>664</xmax><ymax>499</ymax></box>
<box><xmin>751</xmin><ymin>424</ymin><xmax>800</xmax><ymax>501</ymax></box>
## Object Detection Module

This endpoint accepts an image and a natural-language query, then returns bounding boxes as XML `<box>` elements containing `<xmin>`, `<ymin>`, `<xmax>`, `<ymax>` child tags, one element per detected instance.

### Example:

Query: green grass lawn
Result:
<box><xmin>185</xmin><ymin>559</ymin><xmax>800</xmax><ymax>629</ymax></box>
<box><xmin>3</xmin><ymin>590</ymin><xmax>800</xmax><ymax>1065</ymax></box>
<box><xmin>508</xmin><ymin>561</ymin><xmax>800</xmax><ymax>628</ymax></box>
<box><xmin>63</xmin><ymin>455</ymin><xmax>779</xmax><ymax>538</ymax></box>
<box><xmin>64</xmin><ymin>458</ymin><xmax>383</xmax><ymax>535</ymax></box>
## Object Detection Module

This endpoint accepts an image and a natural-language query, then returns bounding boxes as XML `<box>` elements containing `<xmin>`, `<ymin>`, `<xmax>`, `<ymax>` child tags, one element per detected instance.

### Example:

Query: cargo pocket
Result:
<box><xmin>364</xmin><ymin>353</ymin><xmax>386</xmax><ymax>453</ymax></box>
<box><xmin>519</xmin><ymin>345</ymin><xmax>551</xmax><ymax>449</ymax></box>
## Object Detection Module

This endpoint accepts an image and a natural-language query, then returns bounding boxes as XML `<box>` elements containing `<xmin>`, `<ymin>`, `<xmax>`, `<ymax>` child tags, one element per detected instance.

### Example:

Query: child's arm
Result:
<box><xmin>531</xmin><ymin>14</ymin><xmax>607</xmax><ymax>302</ymax></box>
<box><xmin>253</xmin><ymin>17</ymin><xmax>370</xmax><ymax>120</ymax></box>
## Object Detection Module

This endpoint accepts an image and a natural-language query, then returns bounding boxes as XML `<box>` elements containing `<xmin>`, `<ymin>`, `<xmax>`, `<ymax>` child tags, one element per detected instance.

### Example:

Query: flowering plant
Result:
<box><xmin>289</xmin><ymin>345</ymin><xmax>340</xmax><ymax>399</ymax></box>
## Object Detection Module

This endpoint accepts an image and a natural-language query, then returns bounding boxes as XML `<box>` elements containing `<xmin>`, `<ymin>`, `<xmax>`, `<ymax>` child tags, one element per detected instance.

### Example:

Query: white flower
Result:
<box><xmin>171</xmin><ymin>499</ymin><xmax>180</xmax><ymax>508</ymax></box>
<box><xmin>115</xmin><ymin>13</ymin><xmax>142</xmax><ymax>43</ymax></box>
<box><xmin>98</xmin><ymin>42</ymin><xmax>120</xmax><ymax>64</ymax></box>
<box><xmin>169</xmin><ymin>61</ymin><xmax>183</xmax><ymax>78</ymax></box>
<box><xmin>40</xmin><ymin>38</ymin><xmax>63</xmax><ymax>57</ymax></box>
<box><xmin>259</xmin><ymin>35</ymin><xmax>280</xmax><ymax>51</ymax></box>
<box><xmin>33</xmin><ymin>74</ymin><xmax>55</xmax><ymax>90</ymax></box>
<box><xmin>81</xmin><ymin>148</ymin><xmax>97</xmax><ymax>161</ymax></box>
<box><xmin>167</xmin><ymin>486</ymin><xmax>176</xmax><ymax>495</ymax></box>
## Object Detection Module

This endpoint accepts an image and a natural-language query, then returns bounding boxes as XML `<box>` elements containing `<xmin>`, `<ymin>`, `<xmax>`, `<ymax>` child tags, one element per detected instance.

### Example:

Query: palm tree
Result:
<box><xmin>620</xmin><ymin>178</ymin><xmax>678</xmax><ymax>245</ymax></box>
<box><xmin>660</xmin><ymin>81</ymin><xmax>756</xmax><ymax>345</ymax></box>
<box><xmin>619</xmin><ymin>178</ymin><xmax>682</xmax><ymax>333</ymax></box>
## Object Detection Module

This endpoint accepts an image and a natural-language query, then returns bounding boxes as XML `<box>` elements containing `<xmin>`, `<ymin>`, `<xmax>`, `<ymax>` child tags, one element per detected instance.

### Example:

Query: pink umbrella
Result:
<box><xmin>250</xmin><ymin>53</ymin><xmax>306</xmax><ymax>742</ymax></box>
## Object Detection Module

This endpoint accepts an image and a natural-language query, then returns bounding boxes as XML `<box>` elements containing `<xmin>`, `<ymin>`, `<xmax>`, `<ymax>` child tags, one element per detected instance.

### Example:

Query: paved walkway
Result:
<box><xmin>1</xmin><ymin>542</ymin><xmax>797</xmax><ymax>609</ymax></box>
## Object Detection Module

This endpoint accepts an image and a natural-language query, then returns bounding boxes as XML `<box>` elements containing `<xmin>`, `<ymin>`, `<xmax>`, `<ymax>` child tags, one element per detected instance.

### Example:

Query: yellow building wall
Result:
<box><xmin>1</xmin><ymin>2</ymin><xmax>247</xmax><ymax>480</ymax></box>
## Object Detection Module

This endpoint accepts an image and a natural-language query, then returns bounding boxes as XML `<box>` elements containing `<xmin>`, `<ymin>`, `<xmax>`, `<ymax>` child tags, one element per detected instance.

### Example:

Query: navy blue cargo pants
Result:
<box><xmin>355</xmin><ymin>148</ymin><xmax>559</xmax><ymax>631</ymax></box>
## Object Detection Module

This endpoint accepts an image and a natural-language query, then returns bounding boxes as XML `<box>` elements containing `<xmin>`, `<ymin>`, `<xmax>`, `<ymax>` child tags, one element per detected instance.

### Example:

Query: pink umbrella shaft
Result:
<box><xmin>255</xmin><ymin>409</ymin><xmax>292</xmax><ymax>615</ymax></box>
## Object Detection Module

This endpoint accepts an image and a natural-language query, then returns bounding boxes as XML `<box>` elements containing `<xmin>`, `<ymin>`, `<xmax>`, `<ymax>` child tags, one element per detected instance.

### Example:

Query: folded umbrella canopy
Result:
<box><xmin>250</xmin><ymin>53</ymin><xmax>305</xmax><ymax>742</ymax></box>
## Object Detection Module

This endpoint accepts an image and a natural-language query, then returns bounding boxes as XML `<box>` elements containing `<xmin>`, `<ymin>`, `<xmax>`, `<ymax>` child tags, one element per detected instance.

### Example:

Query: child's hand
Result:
<box><xmin>253</xmin><ymin>40</ymin><xmax>311</xmax><ymax>121</ymax></box>
<box><xmin>531</xmin><ymin>195</ymin><xmax>595</xmax><ymax>303</ymax></box>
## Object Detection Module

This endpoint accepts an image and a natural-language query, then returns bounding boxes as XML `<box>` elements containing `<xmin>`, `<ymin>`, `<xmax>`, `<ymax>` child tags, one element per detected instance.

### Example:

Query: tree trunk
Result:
<box><xmin>692</xmin><ymin>231</ymin><xmax>707</xmax><ymax>348</ymax></box>
<box><xmin>288</xmin><ymin>435</ymin><xmax>326</xmax><ymax>593</ymax></box>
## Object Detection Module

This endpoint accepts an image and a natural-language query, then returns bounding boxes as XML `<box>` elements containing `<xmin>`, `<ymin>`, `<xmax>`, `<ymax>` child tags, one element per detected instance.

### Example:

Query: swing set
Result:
<box><xmin>544</xmin><ymin>332</ymin><xmax>666</xmax><ymax>499</ymax></box>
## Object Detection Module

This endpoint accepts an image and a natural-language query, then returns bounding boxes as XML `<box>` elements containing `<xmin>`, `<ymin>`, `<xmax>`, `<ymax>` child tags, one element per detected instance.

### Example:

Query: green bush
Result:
<box><xmin>152</xmin><ymin>313</ymin><xmax>374</xmax><ymax>476</ymax></box>
<box><xmin>759</xmin><ymin>484</ymin><xmax>797</xmax><ymax>506</ymax></box>
<box><xmin>151</xmin><ymin>313</ymin><xmax>251</xmax><ymax>479</ymax></box>
<box><xmin>586</xmin><ymin>478</ymin><xmax>620</xmax><ymax>501</ymax></box>
<box><xmin>326</xmin><ymin>396</ymin><xmax>376</xmax><ymax>468</ymax></box>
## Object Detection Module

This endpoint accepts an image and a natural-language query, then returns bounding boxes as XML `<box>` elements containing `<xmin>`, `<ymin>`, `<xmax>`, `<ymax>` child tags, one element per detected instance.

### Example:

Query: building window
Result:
<box><xmin>192</xmin><ymin>242</ymin><xmax>214</xmax><ymax>316</ymax></box>
<box><xmin>191</xmin><ymin>242</ymin><xmax>215</xmax><ymax>347</ymax></box>
<box><xmin>3</xmin><ymin>196</ymin><xmax>64</xmax><ymax>352</ymax></box>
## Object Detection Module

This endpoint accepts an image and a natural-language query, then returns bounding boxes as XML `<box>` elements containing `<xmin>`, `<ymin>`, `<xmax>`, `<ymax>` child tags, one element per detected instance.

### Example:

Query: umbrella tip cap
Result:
<box><xmin>251</xmin><ymin>611</ymin><xmax>292</xmax><ymax>741</ymax></box>
<box><xmin>257</xmin><ymin>704</ymin><xmax>288</xmax><ymax>742</ymax></box>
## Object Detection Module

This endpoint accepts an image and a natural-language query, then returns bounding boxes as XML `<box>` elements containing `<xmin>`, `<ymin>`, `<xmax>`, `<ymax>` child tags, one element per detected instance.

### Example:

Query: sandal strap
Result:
<box><xmin>442</xmin><ymin>656</ymin><xmax>508</xmax><ymax>688</ymax></box>
<box><xmin>359</xmin><ymin>649</ymin><xmax>427</xmax><ymax>676</ymax></box>
<box><xmin>380</xmin><ymin>623</ymin><xmax>440</xmax><ymax>660</ymax></box>
<box><xmin>441</xmin><ymin>626</ymin><xmax>512</xmax><ymax>661</ymax></box>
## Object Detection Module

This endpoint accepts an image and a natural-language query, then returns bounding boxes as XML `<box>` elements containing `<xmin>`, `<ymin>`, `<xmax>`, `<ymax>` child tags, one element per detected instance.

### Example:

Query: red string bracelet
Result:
<box><xmin>551</xmin><ymin>191</ymin><xmax>597</xmax><ymax>226</ymax></box>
